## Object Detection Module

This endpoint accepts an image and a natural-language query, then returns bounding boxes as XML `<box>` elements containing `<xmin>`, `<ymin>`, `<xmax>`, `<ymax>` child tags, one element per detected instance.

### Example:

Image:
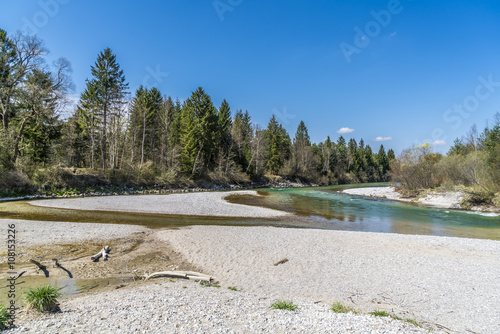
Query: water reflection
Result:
<box><xmin>252</xmin><ymin>186</ymin><xmax>500</xmax><ymax>240</ymax></box>
<box><xmin>0</xmin><ymin>273</ymin><xmax>132</xmax><ymax>305</ymax></box>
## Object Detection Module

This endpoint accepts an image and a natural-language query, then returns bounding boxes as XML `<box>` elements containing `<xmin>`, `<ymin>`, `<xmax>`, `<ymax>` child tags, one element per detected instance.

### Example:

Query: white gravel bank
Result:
<box><xmin>343</xmin><ymin>186</ymin><xmax>464</xmax><ymax>209</ymax></box>
<box><xmin>29</xmin><ymin>191</ymin><xmax>289</xmax><ymax>218</ymax></box>
<box><xmin>159</xmin><ymin>225</ymin><xmax>500</xmax><ymax>333</ymax></box>
<box><xmin>7</xmin><ymin>281</ymin><xmax>429</xmax><ymax>334</ymax></box>
<box><xmin>1</xmin><ymin>219</ymin><xmax>148</xmax><ymax>249</ymax></box>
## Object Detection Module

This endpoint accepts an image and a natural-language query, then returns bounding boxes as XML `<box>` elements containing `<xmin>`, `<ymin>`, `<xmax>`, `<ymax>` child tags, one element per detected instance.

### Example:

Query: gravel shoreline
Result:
<box><xmin>159</xmin><ymin>225</ymin><xmax>500</xmax><ymax>333</ymax></box>
<box><xmin>342</xmin><ymin>186</ymin><xmax>465</xmax><ymax>209</ymax></box>
<box><xmin>29</xmin><ymin>190</ymin><xmax>289</xmax><ymax>218</ymax></box>
<box><xmin>6</xmin><ymin>281</ymin><xmax>430</xmax><ymax>334</ymax></box>
<box><xmin>1</xmin><ymin>219</ymin><xmax>148</xmax><ymax>249</ymax></box>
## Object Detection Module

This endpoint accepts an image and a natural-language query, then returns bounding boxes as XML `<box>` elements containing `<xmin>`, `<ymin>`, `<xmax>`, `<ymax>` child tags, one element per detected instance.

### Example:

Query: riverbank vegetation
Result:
<box><xmin>0</xmin><ymin>30</ymin><xmax>394</xmax><ymax>196</ymax></box>
<box><xmin>391</xmin><ymin>116</ymin><xmax>500</xmax><ymax>208</ymax></box>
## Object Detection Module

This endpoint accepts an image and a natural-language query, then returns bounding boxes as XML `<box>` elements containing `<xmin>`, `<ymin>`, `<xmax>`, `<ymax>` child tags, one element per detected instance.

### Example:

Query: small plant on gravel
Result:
<box><xmin>371</xmin><ymin>310</ymin><xmax>392</xmax><ymax>317</ymax></box>
<box><xmin>271</xmin><ymin>300</ymin><xmax>298</xmax><ymax>311</ymax></box>
<box><xmin>0</xmin><ymin>303</ymin><xmax>10</xmax><ymax>330</ymax></box>
<box><xmin>330</xmin><ymin>301</ymin><xmax>359</xmax><ymax>314</ymax></box>
<box><xmin>227</xmin><ymin>286</ymin><xmax>239</xmax><ymax>291</ymax></box>
<box><xmin>371</xmin><ymin>310</ymin><xmax>422</xmax><ymax>328</ymax></box>
<box><xmin>24</xmin><ymin>285</ymin><xmax>62</xmax><ymax>312</ymax></box>
<box><xmin>404</xmin><ymin>318</ymin><xmax>422</xmax><ymax>327</ymax></box>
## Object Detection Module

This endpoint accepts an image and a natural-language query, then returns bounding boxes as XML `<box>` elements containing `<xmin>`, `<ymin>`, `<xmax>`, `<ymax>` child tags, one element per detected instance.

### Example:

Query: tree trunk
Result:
<box><xmin>1</xmin><ymin>110</ymin><xmax>7</xmax><ymax>131</ymax></box>
<box><xmin>102</xmin><ymin>103</ymin><xmax>107</xmax><ymax>171</ymax></box>
<box><xmin>140</xmin><ymin>112</ymin><xmax>146</xmax><ymax>169</ymax></box>
<box><xmin>192</xmin><ymin>143</ymin><xmax>204</xmax><ymax>176</ymax></box>
<box><xmin>13</xmin><ymin>114</ymin><xmax>34</xmax><ymax>162</ymax></box>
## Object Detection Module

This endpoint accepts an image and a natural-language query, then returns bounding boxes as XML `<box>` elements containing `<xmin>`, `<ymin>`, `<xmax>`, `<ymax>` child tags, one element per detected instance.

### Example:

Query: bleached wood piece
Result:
<box><xmin>144</xmin><ymin>271</ymin><xmax>213</xmax><ymax>282</ymax></box>
<box><xmin>91</xmin><ymin>246</ymin><xmax>111</xmax><ymax>262</ymax></box>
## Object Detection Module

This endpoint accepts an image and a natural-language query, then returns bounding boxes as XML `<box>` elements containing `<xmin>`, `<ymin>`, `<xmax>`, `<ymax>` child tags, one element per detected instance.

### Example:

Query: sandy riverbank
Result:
<box><xmin>158</xmin><ymin>225</ymin><xmax>500</xmax><ymax>333</ymax></box>
<box><xmin>2</xmin><ymin>220</ymin><xmax>429</xmax><ymax>333</ymax></box>
<box><xmin>1</xmin><ymin>219</ymin><xmax>148</xmax><ymax>249</ymax></box>
<box><xmin>343</xmin><ymin>186</ymin><xmax>466</xmax><ymax>209</ymax></box>
<box><xmin>3</xmin><ymin>191</ymin><xmax>499</xmax><ymax>333</ymax></box>
<box><xmin>29</xmin><ymin>190</ymin><xmax>289</xmax><ymax>218</ymax></box>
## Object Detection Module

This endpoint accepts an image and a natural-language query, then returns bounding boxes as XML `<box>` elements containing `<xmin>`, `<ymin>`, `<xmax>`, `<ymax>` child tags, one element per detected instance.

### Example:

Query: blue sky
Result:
<box><xmin>1</xmin><ymin>0</ymin><xmax>500</xmax><ymax>154</ymax></box>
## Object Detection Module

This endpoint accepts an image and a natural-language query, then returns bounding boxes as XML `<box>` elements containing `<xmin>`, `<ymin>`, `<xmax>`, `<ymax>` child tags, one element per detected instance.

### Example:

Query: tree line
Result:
<box><xmin>0</xmin><ymin>30</ymin><xmax>394</xmax><ymax>192</ymax></box>
<box><xmin>391</xmin><ymin>116</ymin><xmax>500</xmax><ymax>207</ymax></box>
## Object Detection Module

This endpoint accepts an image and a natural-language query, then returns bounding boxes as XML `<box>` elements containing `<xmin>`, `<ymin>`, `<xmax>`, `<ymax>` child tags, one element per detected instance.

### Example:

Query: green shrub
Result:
<box><xmin>463</xmin><ymin>189</ymin><xmax>494</xmax><ymax>207</ymax></box>
<box><xmin>24</xmin><ymin>285</ymin><xmax>62</xmax><ymax>312</ymax></box>
<box><xmin>0</xmin><ymin>169</ymin><xmax>33</xmax><ymax>193</ymax></box>
<box><xmin>271</xmin><ymin>300</ymin><xmax>298</xmax><ymax>311</ymax></box>
<box><xmin>492</xmin><ymin>192</ymin><xmax>500</xmax><ymax>207</ymax></box>
<box><xmin>0</xmin><ymin>303</ymin><xmax>10</xmax><ymax>330</ymax></box>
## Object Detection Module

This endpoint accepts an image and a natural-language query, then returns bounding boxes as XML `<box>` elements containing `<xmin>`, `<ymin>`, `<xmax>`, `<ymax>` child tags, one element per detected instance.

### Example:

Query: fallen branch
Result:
<box><xmin>29</xmin><ymin>259</ymin><xmax>49</xmax><ymax>277</ymax></box>
<box><xmin>52</xmin><ymin>258</ymin><xmax>60</xmax><ymax>268</ymax></box>
<box><xmin>91</xmin><ymin>246</ymin><xmax>111</xmax><ymax>262</ymax></box>
<box><xmin>29</xmin><ymin>259</ymin><xmax>46</xmax><ymax>270</ymax></box>
<box><xmin>144</xmin><ymin>271</ymin><xmax>213</xmax><ymax>282</ymax></box>
<box><xmin>14</xmin><ymin>271</ymin><xmax>26</xmax><ymax>280</ymax></box>
<box><xmin>274</xmin><ymin>258</ymin><xmax>289</xmax><ymax>266</ymax></box>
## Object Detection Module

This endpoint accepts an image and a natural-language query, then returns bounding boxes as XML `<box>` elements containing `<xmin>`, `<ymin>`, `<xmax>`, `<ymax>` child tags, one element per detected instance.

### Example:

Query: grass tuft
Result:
<box><xmin>371</xmin><ymin>310</ymin><xmax>422</xmax><ymax>328</ymax></box>
<box><xmin>404</xmin><ymin>318</ymin><xmax>422</xmax><ymax>328</ymax></box>
<box><xmin>370</xmin><ymin>310</ymin><xmax>392</xmax><ymax>317</ymax></box>
<box><xmin>271</xmin><ymin>300</ymin><xmax>298</xmax><ymax>311</ymax></box>
<box><xmin>330</xmin><ymin>301</ymin><xmax>359</xmax><ymax>314</ymax></box>
<box><xmin>199</xmin><ymin>281</ymin><xmax>220</xmax><ymax>288</ymax></box>
<box><xmin>227</xmin><ymin>286</ymin><xmax>239</xmax><ymax>291</ymax></box>
<box><xmin>24</xmin><ymin>285</ymin><xmax>62</xmax><ymax>313</ymax></box>
<box><xmin>0</xmin><ymin>303</ymin><xmax>10</xmax><ymax>330</ymax></box>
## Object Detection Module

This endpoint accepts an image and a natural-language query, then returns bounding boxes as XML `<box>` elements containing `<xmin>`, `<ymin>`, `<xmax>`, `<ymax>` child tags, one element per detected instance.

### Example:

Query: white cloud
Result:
<box><xmin>389</xmin><ymin>31</ymin><xmax>397</xmax><ymax>37</ymax></box>
<box><xmin>337</xmin><ymin>127</ymin><xmax>355</xmax><ymax>134</ymax></box>
<box><xmin>373</xmin><ymin>136</ymin><xmax>393</xmax><ymax>142</ymax></box>
<box><xmin>433</xmin><ymin>140</ymin><xmax>447</xmax><ymax>146</ymax></box>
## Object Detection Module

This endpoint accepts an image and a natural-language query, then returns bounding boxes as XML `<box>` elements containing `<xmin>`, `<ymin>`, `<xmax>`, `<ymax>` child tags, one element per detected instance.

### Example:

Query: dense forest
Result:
<box><xmin>0</xmin><ymin>30</ymin><xmax>395</xmax><ymax>195</ymax></box>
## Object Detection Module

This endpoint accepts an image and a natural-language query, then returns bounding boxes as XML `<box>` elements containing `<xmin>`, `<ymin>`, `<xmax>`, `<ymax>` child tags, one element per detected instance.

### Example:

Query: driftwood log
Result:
<box><xmin>30</xmin><ymin>259</ymin><xmax>49</xmax><ymax>277</ymax></box>
<box><xmin>144</xmin><ymin>271</ymin><xmax>213</xmax><ymax>282</ymax></box>
<box><xmin>29</xmin><ymin>259</ymin><xmax>46</xmax><ymax>270</ymax></box>
<box><xmin>91</xmin><ymin>246</ymin><xmax>110</xmax><ymax>262</ymax></box>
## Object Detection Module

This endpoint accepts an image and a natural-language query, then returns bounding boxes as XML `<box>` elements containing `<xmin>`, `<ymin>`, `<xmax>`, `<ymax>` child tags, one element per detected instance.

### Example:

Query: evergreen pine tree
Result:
<box><xmin>232</xmin><ymin>110</ymin><xmax>252</xmax><ymax>171</ymax></box>
<box><xmin>217</xmin><ymin>99</ymin><xmax>232</xmax><ymax>161</ymax></box>
<box><xmin>336</xmin><ymin>136</ymin><xmax>347</xmax><ymax>178</ymax></box>
<box><xmin>179</xmin><ymin>87</ymin><xmax>217</xmax><ymax>175</ymax></box>
<box><xmin>265</xmin><ymin>115</ymin><xmax>291</xmax><ymax>174</ymax></box>
<box><xmin>79</xmin><ymin>48</ymin><xmax>128</xmax><ymax>170</ymax></box>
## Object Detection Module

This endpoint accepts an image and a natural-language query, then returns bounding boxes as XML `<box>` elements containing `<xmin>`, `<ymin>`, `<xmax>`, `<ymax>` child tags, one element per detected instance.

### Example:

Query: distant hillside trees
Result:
<box><xmin>0</xmin><ymin>30</ymin><xmax>396</xmax><ymax>190</ymax></box>
<box><xmin>392</xmin><ymin>114</ymin><xmax>500</xmax><ymax>206</ymax></box>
